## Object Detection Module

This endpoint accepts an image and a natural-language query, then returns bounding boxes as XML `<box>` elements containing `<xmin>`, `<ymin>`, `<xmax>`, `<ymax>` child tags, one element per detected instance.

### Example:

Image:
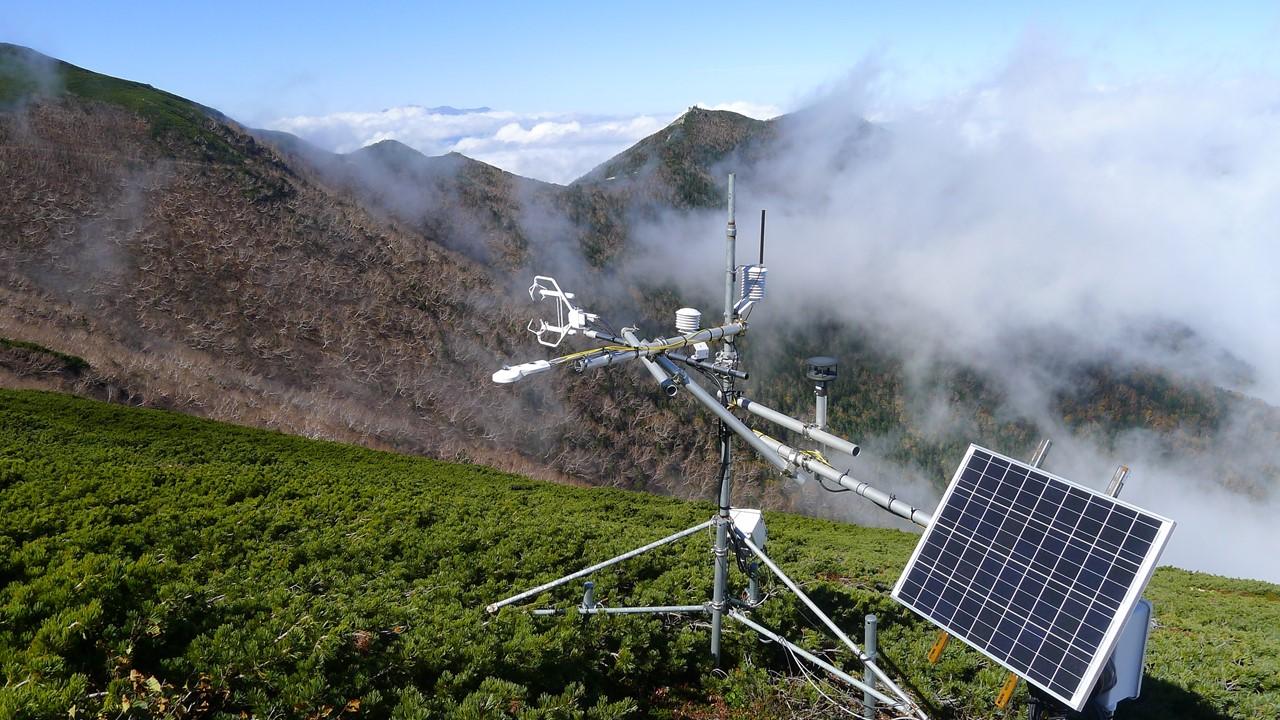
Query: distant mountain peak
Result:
<box><xmin>571</xmin><ymin>105</ymin><xmax>776</xmax><ymax>207</ymax></box>
<box><xmin>392</xmin><ymin>104</ymin><xmax>492</xmax><ymax>115</ymax></box>
<box><xmin>357</xmin><ymin>138</ymin><xmax>424</xmax><ymax>155</ymax></box>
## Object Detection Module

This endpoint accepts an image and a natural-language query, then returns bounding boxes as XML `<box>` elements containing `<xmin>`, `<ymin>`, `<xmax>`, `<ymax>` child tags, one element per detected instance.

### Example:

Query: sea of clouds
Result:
<box><xmin>267</xmin><ymin>101</ymin><xmax>781</xmax><ymax>184</ymax></box>
<box><xmin>270</xmin><ymin>45</ymin><xmax>1280</xmax><ymax>582</ymax></box>
<box><xmin>626</xmin><ymin>49</ymin><xmax>1280</xmax><ymax>582</ymax></box>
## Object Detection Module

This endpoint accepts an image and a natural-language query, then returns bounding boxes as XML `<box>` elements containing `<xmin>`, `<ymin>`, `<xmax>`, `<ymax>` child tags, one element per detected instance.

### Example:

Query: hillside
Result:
<box><xmin>271</xmin><ymin>137</ymin><xmax>565</xmax><ymax>270</ymax></box>
<box><xmin>2</xmin><ymin>390</ymin><xmax>1277</xmax><ymax>719</ymax></box>
<box><xmin>0</xmin><ymin>43</ymin><xmax>738</xmax><ymax>505</ymax></box>
<box><xmin>2</xmin><ymin>42</ymin><xmax>1278</xmax><ymax>533</ymax></box>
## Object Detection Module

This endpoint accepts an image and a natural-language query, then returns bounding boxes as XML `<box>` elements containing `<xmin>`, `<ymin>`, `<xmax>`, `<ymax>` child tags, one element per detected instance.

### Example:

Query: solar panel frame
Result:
<box><xmin>891</xmin><ymin>444</ymin><xmax>1174</xmax><ymax>711</ymax></box>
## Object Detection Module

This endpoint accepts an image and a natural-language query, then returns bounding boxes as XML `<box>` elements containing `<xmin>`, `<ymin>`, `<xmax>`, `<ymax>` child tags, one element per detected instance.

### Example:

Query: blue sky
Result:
<box><xmin>7</xmin><ymin>1</ymin><xmax>1278</xmax><ymax>120</ymax></box>
<box><xmin>5</xmin><ymin>1</ymin><xmax>1280</xmax><ymax>182</ymax></box>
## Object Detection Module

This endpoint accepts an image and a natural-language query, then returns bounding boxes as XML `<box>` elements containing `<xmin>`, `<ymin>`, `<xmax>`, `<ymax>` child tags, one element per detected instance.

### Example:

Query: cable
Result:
<box><xmin>689</xmin><ymin>362</ymin><xmax>723</xmax><ymax>386</ymax></box>
<box><xmin>747</xmin><ymin>429</ymin><xmax>855</xmax><ymax>495</ymax></box>
<box><xmin>819</xmin><ymin>476</ymin><xmax>852</xmax><ymax>494</ymax></box>
<box><xmin>726</xmin><ymin>527</ymin><xmax>753</xmax><ymax>576</ymax></box>
<box><xmin>782</xmin><ymin>641</ymin><xmax>861</xmax><ymax>718</ymax></box>
<box><xmin>550</xmin><ymin>343</ymin><xmax>633</xmax><ymax>364</ymax></box>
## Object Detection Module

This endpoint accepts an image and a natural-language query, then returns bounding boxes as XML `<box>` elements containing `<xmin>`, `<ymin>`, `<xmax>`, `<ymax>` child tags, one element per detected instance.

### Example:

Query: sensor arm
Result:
<box><xmin>753</xmin><ymin>431</ymin><xmax>933</xmax><ymax>528</ymax></box>
<box><xmin>492</xmin><ymin>323</ymin><xmax>747</xmax><ymax>384</ymax></box>
<box><xmin>669</xmin><ymin>352</ymin><xmax>748</xmax><ymax>380</ymax></box>
<box><xmin>734</xmin><ymin>396</ymin><xmax>860</xmax><ymax>457</ymax></box>
<box><xmin>574</xmin><ymin>323</ymin><xmax>747</xmax><ymax>372</ymax></box>
<box><xmin>650</xmin><ymin>355</ymin><xmax>792</xmax><ymax>474</ymax></box>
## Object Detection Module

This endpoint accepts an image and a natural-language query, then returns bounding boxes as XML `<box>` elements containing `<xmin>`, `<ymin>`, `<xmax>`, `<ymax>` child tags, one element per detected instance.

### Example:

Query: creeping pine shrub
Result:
<box><xmin>0</xmin><ymin>390</ymin><xmax>1277</xmax><ymax>720</ymax></box>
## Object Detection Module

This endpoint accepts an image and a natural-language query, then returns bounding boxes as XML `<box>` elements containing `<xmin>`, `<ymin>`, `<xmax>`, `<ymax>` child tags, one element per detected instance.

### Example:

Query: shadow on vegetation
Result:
<box><xmin>870</xmin><ymin>650</ymin><xmax>951</xmax><ymax>719</ymax></box>
<box><xmin>1121</xmin><ymin>675</ymin><xmax>1233</xmax><ymax>720</ymax></box>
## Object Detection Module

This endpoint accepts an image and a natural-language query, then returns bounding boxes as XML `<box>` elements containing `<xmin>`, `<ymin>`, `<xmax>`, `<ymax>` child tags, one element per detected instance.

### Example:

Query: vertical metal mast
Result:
<box><xmin>710</xmin><ymin>174</ymin><xmax>737</xmax><ymax>665</ymax></box>
<box><xmin>724</xmin><ymin>173</ymin><xmax>737</xmax><ymax>327</ymax></box>
<box><xmin>484</xmin><ymin>171</ymin><xmax>931</xmax><ymax>719</ymax></box>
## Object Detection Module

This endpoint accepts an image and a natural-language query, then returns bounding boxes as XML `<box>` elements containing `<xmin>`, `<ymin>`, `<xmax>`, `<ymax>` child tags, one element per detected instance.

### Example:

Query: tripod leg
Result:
<box><xmin>486</xmin><ymin>518</ymin><xmax>716</xmax><ymax>613</ymax></box>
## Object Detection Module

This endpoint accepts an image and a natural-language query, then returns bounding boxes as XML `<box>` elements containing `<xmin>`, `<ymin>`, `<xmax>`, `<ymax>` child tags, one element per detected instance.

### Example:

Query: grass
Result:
<box><xmin>0</xmin><ymin>389</ymin><xmax>1276</xmax><ymax>719</ymax></box>
<box><xmin>0</xmin><ymin>338</ymin><xmax>90</xmax><ymax>374</ymax></box>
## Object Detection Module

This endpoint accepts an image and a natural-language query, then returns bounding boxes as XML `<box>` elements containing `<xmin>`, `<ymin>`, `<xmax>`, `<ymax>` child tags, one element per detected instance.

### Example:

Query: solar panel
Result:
<box><xmin>891</xmin><ymin>445</ymin><xmax>1174</xmax><ymax>711</ymax></box>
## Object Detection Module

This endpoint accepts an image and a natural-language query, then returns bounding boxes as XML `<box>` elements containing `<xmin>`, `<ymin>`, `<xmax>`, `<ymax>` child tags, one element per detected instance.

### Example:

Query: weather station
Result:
<box><xmin>485</xmin><ymin>174</ymin><xmax>1174</xmax><ymax>720</ymax></box>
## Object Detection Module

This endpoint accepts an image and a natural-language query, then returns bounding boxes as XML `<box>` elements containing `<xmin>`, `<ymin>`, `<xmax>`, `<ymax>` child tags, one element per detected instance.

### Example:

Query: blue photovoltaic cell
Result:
<box><xmin>891</xmin><ymin>445</ymin><xmax>1173</xmax><ymax>710</ymax></box>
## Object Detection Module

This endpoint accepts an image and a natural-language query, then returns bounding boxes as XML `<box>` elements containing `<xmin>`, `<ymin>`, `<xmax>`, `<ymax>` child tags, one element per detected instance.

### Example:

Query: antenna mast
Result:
<box><xmin>724</xmin><ymin>173</ymin><xmax>737</xmax><ymax>326</ymax></box>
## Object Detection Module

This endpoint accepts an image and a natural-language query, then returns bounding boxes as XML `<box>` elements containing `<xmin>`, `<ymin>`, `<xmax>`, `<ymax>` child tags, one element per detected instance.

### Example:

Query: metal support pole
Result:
<box><xmin>737</xmin><ymin>535</ymin><xmax>924</xmax><ymax>718</ymax></box>
<box><xmin>711</xmin><ymin>171</ymin><xmax>738</xmax><ymax>665</ymax></box>
<box><xmin>532</xmin><ymin>604</ymin><xmax>708</xmax><ymax>617</ymax></box>
<box><xmin>1030</xmin><ymin>438</ymin><xmax>1053</xmax><ymax>468</ymax></box>
<box><xmin>724</xmin><ymin>173</ymin><xmax>736</xmax><ymax>325</ymax></box>
<box><xmin>486</xmin><ymin>518</ymin><xmax>716</xmax><ymax>613</ymax></box>
<box><xmin>816</xmin><ymin>391</ymin><xmax>829</xmax><ymax>430</ymax></box>
<box><xmin>726</xmin><ymin>611</ymin><xmax>901</xmax><ymax>708</ymax></box>
<box><xmin>864</xmin><ymin>614</ymin><xmax>878</xmax><ymax>720</ymax></box>
<box><xmin>711</xmin><ymin>420</ymin><xmax>732</xmax><ymax>665</ymax></box>
<box><xmin>1107</xmin><ymin>466</ymin><xmax>1129</xmax><ymax>498</ymax></box>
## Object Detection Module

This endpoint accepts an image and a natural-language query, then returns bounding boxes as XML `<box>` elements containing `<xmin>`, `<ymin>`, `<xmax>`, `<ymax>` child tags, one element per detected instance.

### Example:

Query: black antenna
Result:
<box><xmin>758</xmin><ymin>209</ymin><xmax>766</xmax><ymax>264</ymax></box>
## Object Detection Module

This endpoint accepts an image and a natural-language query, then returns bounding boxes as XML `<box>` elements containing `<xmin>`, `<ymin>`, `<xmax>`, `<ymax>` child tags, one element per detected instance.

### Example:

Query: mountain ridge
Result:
<box><xmin>2</xmin><ymin>42</ymin><xmax>1277</xmax><ymax>521</ymax></box>
<box><xmin>0</xmin><ymin>43</ymin><xmax>739</xmax><ymax>503</ymax></box>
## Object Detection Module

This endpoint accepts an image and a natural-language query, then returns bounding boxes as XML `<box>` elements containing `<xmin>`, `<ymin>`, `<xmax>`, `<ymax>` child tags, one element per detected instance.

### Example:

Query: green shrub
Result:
<box><xmin>0</xmin><ymin>389</ymin><xmax>1275</xmax><ymax>719</ymax></box>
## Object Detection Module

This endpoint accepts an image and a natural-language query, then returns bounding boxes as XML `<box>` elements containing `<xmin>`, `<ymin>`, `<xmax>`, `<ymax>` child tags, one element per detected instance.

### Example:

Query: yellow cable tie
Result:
<box><xmin>927</xmin><ymin>631</ymin><xmax>950</xmax><ymax>663</ymax></box>
<box><xmin>995</xmin><ymin>672</ymin><xmax>1019</xmax><ymax>709</ymax></box>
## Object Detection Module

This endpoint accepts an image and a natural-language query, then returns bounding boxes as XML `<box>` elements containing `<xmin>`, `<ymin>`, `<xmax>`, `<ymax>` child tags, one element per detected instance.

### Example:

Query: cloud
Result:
<box><xmin>627</xmin><ymin>47</ymin><xmax>1280</xmax><ymax>581</ymax></box>
<box><xmin>651</xmin><ymin>55</ymin><xmax>1280</xmax><ymax>405</ymax></box>
<box><xmin>453</xmin><ymin>115</ymin><xmax>668</xmax><ymax>182</ymax></box>
<box><xmin>695</xmin><ymin>100</ymin><xmax>783</xmax><ymax>119</ymax></box>
<box><xmin>266</xmin><ymin>102</ymin><xmax>781</xmax><ymax>184</ymax></box>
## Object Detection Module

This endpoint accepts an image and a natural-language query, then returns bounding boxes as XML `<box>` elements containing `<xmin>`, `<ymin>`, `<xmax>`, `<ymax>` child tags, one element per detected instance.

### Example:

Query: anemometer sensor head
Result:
<box><xmin>526</xmin><ymin>275</ymin><xmax>598</xmax><ymax>347</ymax></box>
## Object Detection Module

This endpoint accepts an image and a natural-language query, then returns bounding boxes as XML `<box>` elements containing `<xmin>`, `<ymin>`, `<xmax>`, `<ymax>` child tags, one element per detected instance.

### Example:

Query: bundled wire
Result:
<box><xmin>550</xmin><ymin>333</ymin><xmax>721</xmax><ymax>367</ymax></box>
<box><xmin>749</xmin><ymin>429</ymin><xmax>852</xmax><ymax>494</ymax></box>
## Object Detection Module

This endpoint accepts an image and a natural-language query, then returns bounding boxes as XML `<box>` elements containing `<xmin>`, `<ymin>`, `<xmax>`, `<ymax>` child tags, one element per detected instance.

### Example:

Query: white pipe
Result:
<box><xmin>486</xmin><ymin>519</ymin><xmax>716</xmax><ymax>613</ymax></box>
<box><xmin>753</xmin><ymin>433</ymin><xmax>933</xmax><ymax>528</ymax></box>
<box><xmin>738</xmin><ymin>536</ymin><xmax>927</xmax><ymax>719</ymax></box>
<box><xmin>734</xmin><ymin>396</ymin><xmax>859</xmax><ymax>457</ymax></box>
